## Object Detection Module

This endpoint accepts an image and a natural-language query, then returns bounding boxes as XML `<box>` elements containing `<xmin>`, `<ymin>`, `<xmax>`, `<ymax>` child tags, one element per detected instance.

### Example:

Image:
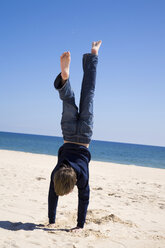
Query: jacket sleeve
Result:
<box><xmin>77</xmin><ymin>182</ymin><xmax>90</xmax><ymax>228</ymax></box>
<box><xmin>48</xmin><ymin>176</ymin><xmax>59</xmax><ymax>224</ymax></box>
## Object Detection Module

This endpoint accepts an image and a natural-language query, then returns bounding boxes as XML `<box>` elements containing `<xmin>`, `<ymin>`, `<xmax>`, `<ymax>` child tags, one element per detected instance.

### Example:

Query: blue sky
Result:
<box><xmin>0</xmin><ymin>0</ymin><xmax>165</xmax><ymax>146</ymax></box>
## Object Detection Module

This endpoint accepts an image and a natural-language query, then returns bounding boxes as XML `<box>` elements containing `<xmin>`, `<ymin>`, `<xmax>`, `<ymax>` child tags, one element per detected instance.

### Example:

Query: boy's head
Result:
<box><xmin>53</xmin><ymin>163</ymin><xmax>77</xmax><ymax>196</ymax></box>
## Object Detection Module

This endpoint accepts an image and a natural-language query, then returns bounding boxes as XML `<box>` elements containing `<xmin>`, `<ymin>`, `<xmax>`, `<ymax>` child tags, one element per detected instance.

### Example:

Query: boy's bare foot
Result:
<box><xmin>91</xmin><ymin>40</ymin><xmax>102</xmax><ymax>55</ymax></box>
<box><xmin>60</xmin><ymin>51</ymin><xmax>71</xmax><ymax>84</ymax></box>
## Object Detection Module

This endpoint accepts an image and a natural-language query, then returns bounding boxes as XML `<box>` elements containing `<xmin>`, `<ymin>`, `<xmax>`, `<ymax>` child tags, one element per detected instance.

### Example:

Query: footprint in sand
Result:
<box><xmin>36</xmin><ymin>177</ymin><xmax>46</xmax><ymax>181</ymax></box>
<box><xmin>30</xmin><ymin>241</ymin><xmax>40</xmax><ymax>246</ymax></box>
<box><xmin>93</xmin><ymin>187</ymin><xmax>103</xmax><ymax>191</ymax></box>
<box><xmin>158</xmin><ymin>203</ymin><xmax>165</xmax><ymax>209</ymax></box>
<box><xmin>108</xmin><ymin>193</ymin><xmax>115</xmax><ymax>196</ymax></box>
<box><xmin>3</xmin><ymin>240</ymin><xmax>18</xmax><ymax>248</ymax></box>
<box><xmin>86</xmin><ymin>210</ymin><xmax>137</xmax><ymax>228</ymax></box>
<box><xmin>108</xmin><ymin>193</ymin><xmax>121</xmax><ymax>198</ymax></box>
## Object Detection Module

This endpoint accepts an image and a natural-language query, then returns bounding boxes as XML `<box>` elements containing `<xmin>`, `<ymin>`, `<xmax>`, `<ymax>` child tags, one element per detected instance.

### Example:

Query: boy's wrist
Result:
<box><xmin>77</xmin><ymin>223</ymin><xmax>84</xmax><ymax>228</ymax></box>
<box><xmin>49</xmin><ymin>218</ymin><xmax>55</xmax><ymax>224</ymax></box>
<box><xmin>77</xmin><ymin>225</ymin><xmax>83</xmax><ymax>229</ymax></box>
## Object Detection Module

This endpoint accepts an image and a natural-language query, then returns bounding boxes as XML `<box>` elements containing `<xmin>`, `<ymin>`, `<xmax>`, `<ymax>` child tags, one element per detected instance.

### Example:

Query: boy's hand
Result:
<box><xmin>47</xmin><ymin>223</ymin><xmax>56</xmax><ymax>228</ymax></box>
<box><xmin>69</xmin><ymin>226</ymin><xmax>83</xmax><ymax>232</ymax></box>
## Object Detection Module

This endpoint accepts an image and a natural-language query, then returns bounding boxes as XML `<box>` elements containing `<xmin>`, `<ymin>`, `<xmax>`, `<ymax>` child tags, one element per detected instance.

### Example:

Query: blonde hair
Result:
<box><xmin>53</xmin><ymin>164</ymin><xmax>77</xmax><ymax>196</ymax></box>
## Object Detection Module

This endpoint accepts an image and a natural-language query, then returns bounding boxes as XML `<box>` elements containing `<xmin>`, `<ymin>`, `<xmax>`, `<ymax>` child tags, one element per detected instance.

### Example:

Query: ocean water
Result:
<box><xmin>0</xmin><ymin>131</ymin><xmax>165</xmax><ymax>169</ymax></box>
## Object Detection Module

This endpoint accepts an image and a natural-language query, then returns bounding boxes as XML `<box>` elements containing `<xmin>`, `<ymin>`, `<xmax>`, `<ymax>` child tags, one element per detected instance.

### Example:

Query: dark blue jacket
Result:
<box><xmin>48</xmin><ymin>143</ymin><xmax>91</xmax><ymax>228</ymax></box>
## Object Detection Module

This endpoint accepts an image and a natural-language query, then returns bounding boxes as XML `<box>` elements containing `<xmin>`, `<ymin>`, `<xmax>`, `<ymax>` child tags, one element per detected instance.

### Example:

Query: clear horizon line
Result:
<box><xmin>0</xmin><ymin>130</ymin><xmax>165</xmax><ymax>149</ymax></box>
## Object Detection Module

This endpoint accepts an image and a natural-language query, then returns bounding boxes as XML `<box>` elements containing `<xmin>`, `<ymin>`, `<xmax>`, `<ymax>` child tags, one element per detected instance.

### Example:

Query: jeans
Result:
<box><xmin>54</xmin><ymin>53</ymin><xmax>98</xmax><ymax>144</ymax></box>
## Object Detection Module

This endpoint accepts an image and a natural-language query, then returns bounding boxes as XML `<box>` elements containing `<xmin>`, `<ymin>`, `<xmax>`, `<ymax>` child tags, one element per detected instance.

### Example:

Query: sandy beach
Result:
<box><xmin>0</xmin><ymin>149</ymin><xmax>165</xmax><ymax>248</ymax></box>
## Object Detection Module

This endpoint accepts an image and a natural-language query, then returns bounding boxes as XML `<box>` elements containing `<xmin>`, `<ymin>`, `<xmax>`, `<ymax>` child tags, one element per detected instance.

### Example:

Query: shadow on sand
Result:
<box><xmin>0</xmin><ymin>221</ymin><xmax>70</xmax><ymax>232</ymax></box>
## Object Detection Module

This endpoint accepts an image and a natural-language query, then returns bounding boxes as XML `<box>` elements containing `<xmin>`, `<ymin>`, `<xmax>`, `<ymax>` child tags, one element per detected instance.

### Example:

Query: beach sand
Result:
<box><xmin>0</xmin><ymin>150</ymin><xmax>165</xmax><ymax>248</ymax></box>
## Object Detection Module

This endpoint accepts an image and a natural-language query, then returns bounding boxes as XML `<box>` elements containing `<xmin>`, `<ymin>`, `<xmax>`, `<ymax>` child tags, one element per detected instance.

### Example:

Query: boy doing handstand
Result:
<box><xmin>48</xmin><ymin>40</ymin><xmax>102</xmax><ymax>231</ymax></box>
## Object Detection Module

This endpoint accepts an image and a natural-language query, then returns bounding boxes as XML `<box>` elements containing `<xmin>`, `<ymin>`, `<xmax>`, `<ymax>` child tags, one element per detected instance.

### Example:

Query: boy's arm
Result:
<box><xmin>48</xmin><ymin>178</ymin><xmax>59</xmax><ymax>224</ymax></box>
<box><xmin>77</xmin><ymin>182</ymin><xmax>90</xmax><ymax>228</ymax></box>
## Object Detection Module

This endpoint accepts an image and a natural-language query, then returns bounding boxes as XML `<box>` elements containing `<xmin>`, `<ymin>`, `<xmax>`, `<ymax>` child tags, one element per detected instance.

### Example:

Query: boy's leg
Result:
<box><xmin>54</xmin><ymin>52</ymin><xmax>78</xmax><ymax>142</ymax></box>
<box><xmin>78</xmin><ymin>41</ymin><xmax>102</xmax><ymax>144</ymax></box>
